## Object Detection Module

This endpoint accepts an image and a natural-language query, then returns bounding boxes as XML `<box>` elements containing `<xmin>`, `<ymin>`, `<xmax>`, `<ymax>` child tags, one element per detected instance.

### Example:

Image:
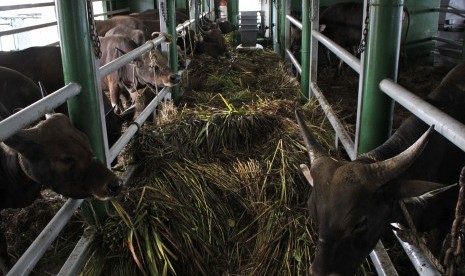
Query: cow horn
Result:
<box><xmin>38</xmin><ymin>81</ymin><xmax>55</xmax><ymax>119</ymax></box>
<box><xmin>367</xmin><ymin>125</ymin><xmax>434</xmax><ymax>187</ymax></box>
<box><xmin>295</xmin><ymin>110</ymin><xmax>328</xmax><ymax>165</ymax></box>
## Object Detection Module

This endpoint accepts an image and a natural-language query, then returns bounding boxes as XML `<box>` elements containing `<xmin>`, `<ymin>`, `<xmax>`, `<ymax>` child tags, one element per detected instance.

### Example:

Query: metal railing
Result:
<box><xmin>0</xmin><ymin>1</ymin><xmax>129</xmax><ymax>41</ymax></box>
<box><xmin>281</xmin><ymin>0</ymin><xmax>465</xmax><ymax>274</ymax></box>
<box><xmin>1</xmin><ymin>3</ymin><xmax>201</xmax><ymax>276</ymax></box>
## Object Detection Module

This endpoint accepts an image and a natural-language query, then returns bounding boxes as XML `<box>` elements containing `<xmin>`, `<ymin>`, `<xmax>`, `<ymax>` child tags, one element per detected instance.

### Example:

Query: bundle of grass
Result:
<box><xmin>83</xmin><ymin>47</ymin><xmax>364</xmax><ymax>275</ymax></box>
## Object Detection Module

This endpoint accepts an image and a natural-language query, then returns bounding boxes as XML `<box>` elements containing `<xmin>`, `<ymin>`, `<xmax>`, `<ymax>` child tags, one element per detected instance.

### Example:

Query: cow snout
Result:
<box><xmin>107</xmin><ymin>178</ymin><xmax>123</xmax><ymax>196</ymax></box>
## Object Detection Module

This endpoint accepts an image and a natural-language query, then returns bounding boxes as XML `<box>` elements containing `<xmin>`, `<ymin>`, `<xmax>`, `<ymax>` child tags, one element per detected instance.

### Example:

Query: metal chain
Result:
<box><xmin>444</xmin><ymin>166</ymin><xmax>465</xmax><ymax>276</ymax></box>
<box><xmin>86</xmin><ymin>0</ymin><xmax>102</xmax><ymax>58</ymax></box>
<box><xmin>357</xmin><ymin>1</ymin><xmax>370</xmax><ymax>54</ymax></box>
<box><xmin>398</xmin><ymin>200</ymin><xmax>446</xmax><ymax>274</ymax></box>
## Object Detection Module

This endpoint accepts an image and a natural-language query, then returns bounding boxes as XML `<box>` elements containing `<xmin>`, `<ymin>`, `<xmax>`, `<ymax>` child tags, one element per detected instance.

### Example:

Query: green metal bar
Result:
<box><xmin>279</xmin><ymin>0</ymin><xmax>287</xmax><ymax>57</ymax></box>
<box><xmin>300</xmin><ymin>0</ymin><xmax>310</xmax><ymax>101</ymax></box>
<box><xmin>194</xmin><ymin>0</ymin><xmax>199</xmax><ymax>31</ymax></box>
<box><xmin>56</xmin><ymin>0</ymin><xmax>109</xmax><ymax>222</ymax></box>
<box><xmin>229</xmin><ymin>0</ymin><xmax>238</xmax><ymax>26</ymax></box>
<box><xmin>168</xmin><ymin>0</ymin><xmax>180</xmax><ymax>103</ymax></box>
<box><xmin>358</xmin><ymin>0</ymin><xmax>404</xmax><ymax>153</ymax></box>
<box><xmin>56</xmin><ymin>0</ymin><xmax>106</xmax><ymax>162</ymax></box>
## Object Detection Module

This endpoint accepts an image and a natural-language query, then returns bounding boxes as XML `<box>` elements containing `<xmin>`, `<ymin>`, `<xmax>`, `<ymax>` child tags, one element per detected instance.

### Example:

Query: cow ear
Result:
<box><xmin>3</xmin><ymin>128</ymin><xmax>41</xmax><ymax>158</ymax></box>
<box><xmin>300</xmin><ymin>164</ymin><xmax>314</xmax><ymax>187</ymax></box>
<box><xmin>396</xmin><ymin>180</ymin><xmax>456</xmax><ymax>200</ymax></box>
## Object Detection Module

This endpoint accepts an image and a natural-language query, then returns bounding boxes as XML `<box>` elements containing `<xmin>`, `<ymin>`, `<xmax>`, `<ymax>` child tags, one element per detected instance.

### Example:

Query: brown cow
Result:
<box><xmin>99</xmin><ymin>35</ymin><xmax>180</xmax><ymax>113</ymax></box>
<box><xmin>0</xmin><ymin>46</ymin><xmax>134</xmax><ymax>148</ymax></box>
<box><xmin>296</xmin><ymin>60</ymin><xmax>465</xmax><ymax>275</ymax></box>
<box><xmin>0</xmin><ymin>67</ymin><xmax>123</xmax><ymax>273</ymax></box>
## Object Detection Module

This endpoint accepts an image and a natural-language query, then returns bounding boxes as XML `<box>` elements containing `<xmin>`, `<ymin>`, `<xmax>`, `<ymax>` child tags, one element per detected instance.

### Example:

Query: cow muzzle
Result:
<box><xmin>107</xmin><ymin>178</ymin><xmax>124</xmax><ymax>197</ymax></box>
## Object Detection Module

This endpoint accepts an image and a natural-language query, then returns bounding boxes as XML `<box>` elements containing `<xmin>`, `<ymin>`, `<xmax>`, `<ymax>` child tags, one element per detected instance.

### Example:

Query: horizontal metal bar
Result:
<box><xmin>176</xmin><ymin>18</ymin><xmax>196</xmax><ymax>32</ymax></box>
<box><xmin>94</xmin><ymin>8</ymin><xmax>130</xmax><ymax>17</ymax></box>
<box><xmin>311</xmin><ymin>30</ymin><xmax>361</xmax><ymax>74</ymax></box>
<box><xmin>57</xmin><ymin>162</ymin><xmax>137</xmax><ymax>275</ymax></box>
<box><xmin>109</xmin><ymin>88</ymin><xmax>169</xmax><ymax>162</ymax></box>
<box><xmin>56</xmin><ymin>227</ymin><xmax>95</xmax><ymax>276</ymax></box>
<box><xmin>286</xmin><ymin>14</ymin><xmax>302</xmax><ymax>30</ymax></box>
<box><xmin>99</xmin><ymin>35</ymin><xmax>166</xmax><ymax>78</ymax></box>
<box><xmin>431</xmin><ymin>36</ymin><xmax>463</xmax><ymax>48</ymax></box>
<box><xmin>369</xmin><ymin>241</ymin><xmax>399</xmax><ymax>276</ymax></box>
<box><xmin>0</xmin><ymin>83</ymin><xmax>81</xmax><ymax>141</ymax></box>
<box><xmin>380</xmin><ymin>79</ymin><xmax>465</xmax><ymax>153</ymax></box>
<box><xmin>0</xmin><ymin>2</ymin><xmax>55</xmax><ymax>12</ymax></box>
<box><xmin>0</xmin><ymin>21</ymin><xmax>57</xmax><ymax>37</ymax></box>
<box><xmin>310</xmin><ymin>82</ymin><xmax>357</xmax><ymax>160</ymax></box>
<box><xmin>432</xmin><ymin>7</ymin><xmax>465</xmax><ymax>16</ymax></box>
<box><xmin>6</xmin><ymin>198</ymin><xmax>84</xmax><ymax>276</ymax></box>
<box><xmin>391</xmin><ymin>223</ymin><xmax>442</xmax><ymax>275</ymax></box>
<box><xmin>285</xmin><ymin>49</ymin><xmax>302</xmax><ymax>74</ymax></box>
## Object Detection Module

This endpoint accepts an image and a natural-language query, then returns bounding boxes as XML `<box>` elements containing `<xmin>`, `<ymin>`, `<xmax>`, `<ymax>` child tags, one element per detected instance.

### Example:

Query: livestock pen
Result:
<box><xmin>1</xmin><ymin>0</ymin><xmax>465</xmax><ymax>275</ymax></box>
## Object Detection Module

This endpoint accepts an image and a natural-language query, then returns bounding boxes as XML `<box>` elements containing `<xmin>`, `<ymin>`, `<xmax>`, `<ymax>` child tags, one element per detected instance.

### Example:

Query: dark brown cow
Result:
<box><xmin>99</xmin><ymin>35</ymin><xmax>180</xmax><ymax>113</ymax></box>
<box><xmin>0</xmin><ymin>46</ymin><xmax>134</xmax><ymax>147</ymax></box>
<box><xmin>0</xmin><ymin>67</ymin><xmax>123</xmax><ymax>273</ymax></box>
<box><xmin>296</xmin><ymin>60</ymin><xmax>465</xmax><ymax>275</ymax></box>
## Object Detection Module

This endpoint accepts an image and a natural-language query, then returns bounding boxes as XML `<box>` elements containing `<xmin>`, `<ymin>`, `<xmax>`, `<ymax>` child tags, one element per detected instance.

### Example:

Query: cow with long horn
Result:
<box><xmin>296</xmin><ymin>60</ymin><xmax>465</xmax><ymax>275</ymax></box>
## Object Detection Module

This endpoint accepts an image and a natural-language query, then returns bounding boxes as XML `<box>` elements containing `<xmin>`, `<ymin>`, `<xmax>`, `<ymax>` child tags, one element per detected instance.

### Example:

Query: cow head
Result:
<box><xmin>295</xmin><ymin>110</ymin><xmax>447</xmax><ymax>275</ymax></box>
<box><xmin>3</xmin><ymin>113</ymin><xmax>123</xmax><ymax>200</ymax></box>
<box><xmin>133</xmin><ymin>49</ymin><xmax>181</xmax><ymax>88</ymax></box>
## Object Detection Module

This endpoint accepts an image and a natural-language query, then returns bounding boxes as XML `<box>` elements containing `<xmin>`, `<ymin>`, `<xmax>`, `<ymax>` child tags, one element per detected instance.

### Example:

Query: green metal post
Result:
<box><xmin>278</xmin><ymin>0</ymin><xmax>286</xmax><ymax>57</ymax></box>
<box><xmin>358</xmin><ymin>0</ymin><xmax>404</xmax><ymax>153</ymax></box>
<box><xmin>168</xmin><ymin>0</ymin><xmax>180</xmax><ymax>103</ymax></box>
<box><xmin>195</xmin><ymin>0</ymin><xmax>200</xmax><ymax>31</ymax></box>
<box><xmin>56</xmin><ymin>0</ymin><xmax>109</xmax><ymax>221</ymax></box>
<box><xmin>228</xmin><ymin>0</ymin><xmax>238</xmax><ymax>27</ymax></box>
<box><xmin>300</xmin><ymin>0</ymin><xmax>311</xmax><ymax>101</ymax></box>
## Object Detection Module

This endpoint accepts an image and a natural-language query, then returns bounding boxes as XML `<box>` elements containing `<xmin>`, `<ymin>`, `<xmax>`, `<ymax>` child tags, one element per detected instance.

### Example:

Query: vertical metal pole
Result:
<box><xmin>309</xmin><ymin>0</ymin><xmax>319</xmax><ymax>99</ymax></box>
<box><xmin>279</xmin><ymin>0</ymin><xmax>286</xmax><ymax>57</ymax></box>
<box><xmin>354</xmin><ymin>0</ymin><xmax>369</xmax><ymax>154</ymax></box>
<box><xmin>168</xmin><ymin>0</ymin><xmax>180</xmax><ymax>103</ymax></box>
<box><xmin>300</xmin><ymin>0</ymin><xmax>312</xmax><ymax>101</ymax></box>
<box><xmin>194</xmin><ymin>0</ymin><xmax>200</xmax><ymax>31</ymax></box>
<box><xmin>229</xmin><ymin>0</ymin><xmax>239</xmax><ymax>27</ymax></box>
<box><xmin>358</xmin><ymin>0</ymin><xmax>403</xmax><ymax>153</ymax></box>
<box><xmin>284</xmin><ymin>0</ymin><xmax>291</xmax><ymax>55</ymax></box>
<box><xmin>56</xmin><ymin>0</ymin><xmax>109</xmax><ymax>221</ymax></box>
<box><xmin>462</xmin><ymin>27</ymin><xmax>465</xmax><ymax>61</ymax></box>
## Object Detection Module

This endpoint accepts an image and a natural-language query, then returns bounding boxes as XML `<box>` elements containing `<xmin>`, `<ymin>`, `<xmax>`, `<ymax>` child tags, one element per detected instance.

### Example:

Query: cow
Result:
<box><xmin>296</xmin><ymin>60</ymin><xmax>465</xmax><ymax>275</ymax></box>
<box><xmin>99</xmin><ymin>35</ymin><xmax>180</xmax><ymax>113</ymax></box>
<box><xmin>95</xmin><ymin>15</ymin><xmax>148</xmax><ymax>37</ymax></box>
<box><xmin>0</xmin><ymin>46</ymin><xmax>134</xmax><ymax>148</ymax></box>
<box><xmin>195</xmin><ymin>23</ymin><xmax>230</xmax><ymax>58</ymax></box>
<box><xmin>105</xmin><ymin>25</ymin><xmax>147</xmax><ymax>46</ymax></box>
<box><xmin>0</xmin><ymin>67</ymin><xmax>123</xmax><ymax>274</ymax></box>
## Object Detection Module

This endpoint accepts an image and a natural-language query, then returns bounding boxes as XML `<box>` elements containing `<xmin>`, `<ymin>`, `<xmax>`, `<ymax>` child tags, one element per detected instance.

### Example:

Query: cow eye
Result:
<box><xmin>352</xmin><ymin>216</ymin><xmax>367</xmax><ymax>234</ymax></box>
<box><xmin>59</xmin><ymin>156</ymin><xmax>76</xmax><ymax>166</ymax></box>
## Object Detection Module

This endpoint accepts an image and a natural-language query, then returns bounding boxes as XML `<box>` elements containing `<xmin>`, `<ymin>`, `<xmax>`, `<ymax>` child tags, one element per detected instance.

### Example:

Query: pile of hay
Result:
<box><xmin>83</xmin><ymin>48</ymin><xmax>351</xmax><ymax>275</ymax></box>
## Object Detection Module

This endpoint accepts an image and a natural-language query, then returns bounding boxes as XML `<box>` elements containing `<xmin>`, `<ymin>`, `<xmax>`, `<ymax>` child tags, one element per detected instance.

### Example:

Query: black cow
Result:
<box><xmin>195</xmin><ymin>23</ymin><xmax>230</xmax><ymax>58</ymax></box>
<box><xmin>0</xmin><ymin>46</ymin><xmax>134</xmax><ymax>148</ymax></box>
<box><xmin>0</xmin><ymin>67</ymin><xmax>123</xmax><ymax>273</ymax></box>
<box><xmin>99</xmin><ymin>35</ymin><xmax>180</xmax><ymax>113</ymax></box>
<box><xmin>296</xmin><ymin>60</ymin><xmax>465</xmax><ymax>275</ymax></box>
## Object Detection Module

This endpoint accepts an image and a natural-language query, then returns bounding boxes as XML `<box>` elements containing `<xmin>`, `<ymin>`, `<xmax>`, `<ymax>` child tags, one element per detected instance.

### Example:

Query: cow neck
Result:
<box><xmin>17</xmin><ymin>153</ymin><xmax>40</xmax><ymax>183</ymax></box>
